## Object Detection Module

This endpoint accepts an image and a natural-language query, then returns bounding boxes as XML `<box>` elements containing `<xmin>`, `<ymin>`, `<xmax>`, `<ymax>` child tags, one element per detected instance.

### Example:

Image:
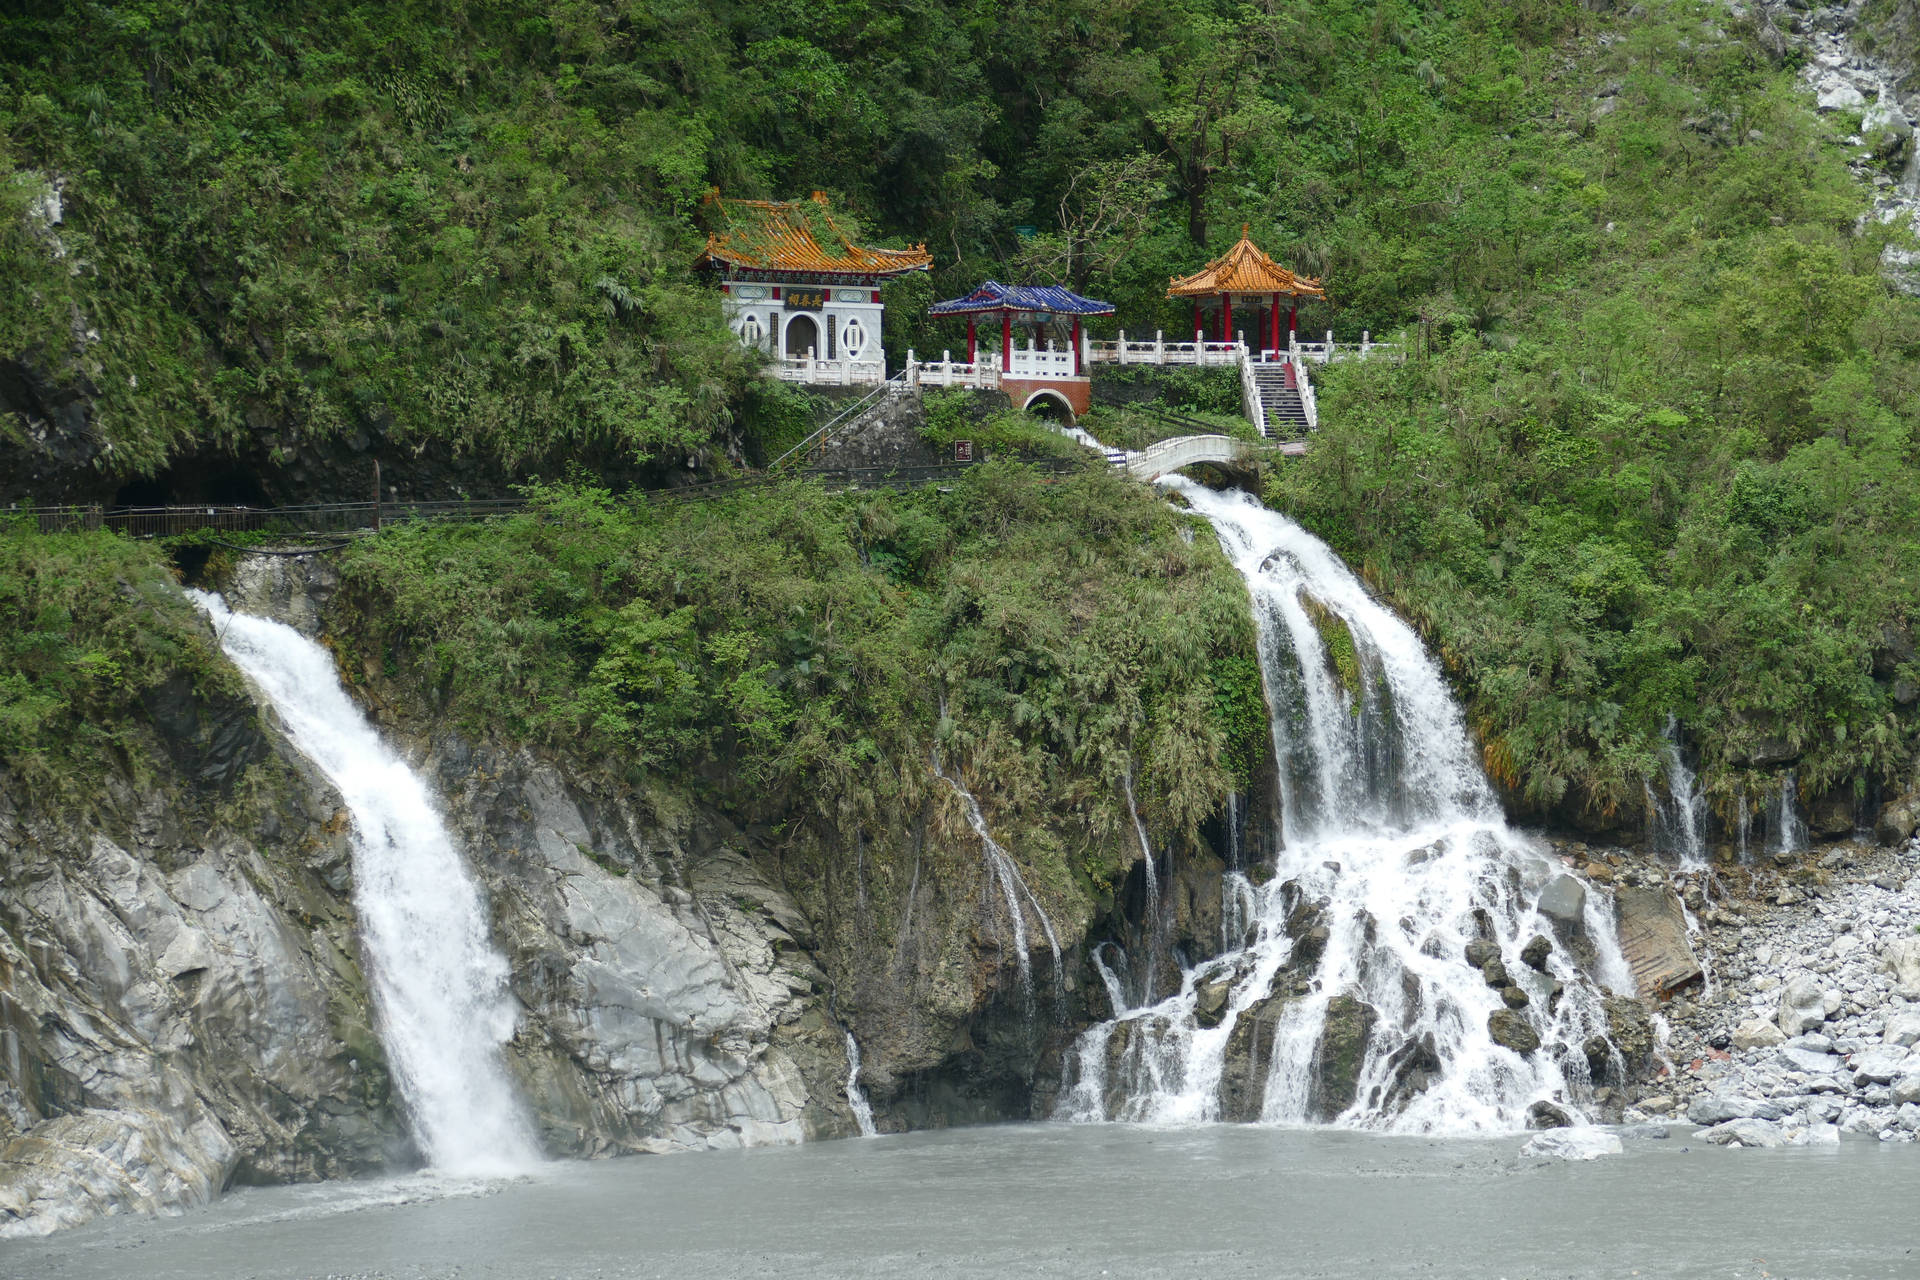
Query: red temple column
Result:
<box><xmin>1221</xmin><ymin>293</ymin><xmax>1232</xmax><ymax>343</ymax></box>
<box><xmin>1071</xmin><ymin>315</ymin><xmax>1083</xmax><ymax>375</ymax></box>
<box><xmin>1192</xmin><ymin>301</ymin><xmax>1202</xmax><ymax>341</ymax></box>
<box><xmin>967</xmin><ymin>316</ymin><xmax>977</xmax><ymax>363</ymax></box>
<box><xmin>1271</xmin><ymin>293</ymin><xmax>1281</xmax><ymax>356</ymax></box>
<box><xmin>1002</xmin><ymin>310</ymin><xmax>1012</xmax><ymax>371</ymax></box>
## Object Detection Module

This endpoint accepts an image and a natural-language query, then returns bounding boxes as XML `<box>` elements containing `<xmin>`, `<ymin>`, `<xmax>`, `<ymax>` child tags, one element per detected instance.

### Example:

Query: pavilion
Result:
<box><xmin>1166</xmin><ymin>228</ymin><xmax>1325</xmax><ymax>356</ymax></box>
<box><xmin>928</xmin><ymin>281</ymin><xmax>1115</xmax><ymax>417</ymax></box>
<box><xmin>696</xmin><ymin>192</ymin><xmax>931</xmax><ymax>384</ymax></box>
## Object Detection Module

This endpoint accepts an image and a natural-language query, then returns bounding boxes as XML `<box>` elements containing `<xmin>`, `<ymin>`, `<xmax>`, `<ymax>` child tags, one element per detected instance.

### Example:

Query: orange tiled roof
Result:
<box><xmin>1167</xmin><ymin>228</ymin><xmax>1326</xmax><ymax>300</ymax></box>
<box><xmin>697</xmin><ymin>192</ymin><xmax>932</xmax><ymax>277</ymax></box>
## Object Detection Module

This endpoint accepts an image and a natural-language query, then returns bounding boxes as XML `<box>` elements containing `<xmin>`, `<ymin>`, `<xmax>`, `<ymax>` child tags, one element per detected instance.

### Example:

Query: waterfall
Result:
<box><xmin>1770</xmin><ymin>771</ymin><xmax>1809</xmax><ymax>855</ymax></box>
<box><xmin>843</xmin><ymin>1032</ymin><xmax>878</xmax><ymax>1138</ymax></box>
<box><xmin>1647</xmin><ymin>716</ymin><xmax>1707</xmax><ymax>869</ymax></box>
<box><xmin>1735</xmin><ymin>793</ymin><xmax>1751</xmax><ymax>862</ymax></box>
<box><xmin>931</xmin><ymin>750</ymin><xmax>1063</xmax><ymax>1009</ymax></box>
<box><xmin>1122</xmin><ymin>769</ymin><xmax>1161</xmax><ymax>1004</ymax></box>
<box><xmin>189</xmin><ymin>591</ymin><xmax>541</xmax><ymax>1174</ymax></box>
<box><xmin>1056</xmin><ymin>481</ymin><xmax>1632</xmax><ymax>1134</ymax></box>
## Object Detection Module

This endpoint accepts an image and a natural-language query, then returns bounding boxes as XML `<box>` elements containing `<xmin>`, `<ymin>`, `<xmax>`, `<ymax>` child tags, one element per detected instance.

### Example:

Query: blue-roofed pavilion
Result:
<box><xmin>929</xmin><ymin>281</ymin><xmax>1115</xmax><ymax>376</ymax></box>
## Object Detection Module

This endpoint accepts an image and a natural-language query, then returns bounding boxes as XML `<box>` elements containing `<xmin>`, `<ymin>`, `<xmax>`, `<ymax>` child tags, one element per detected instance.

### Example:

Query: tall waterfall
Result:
<box><xmin>1647</xmin><ymin>716</ymin><xmax>1708</xmax><ymax>869</ymax></box>
<box><xmin>189</xmin><ymin>591</ymin><xmax>542</xmax><ymax>1174</ymax></box>
<box><xmin>1058</xmin><ymin>481</ymin><xmax>1632</xmax><ymax>1133</ymax></box>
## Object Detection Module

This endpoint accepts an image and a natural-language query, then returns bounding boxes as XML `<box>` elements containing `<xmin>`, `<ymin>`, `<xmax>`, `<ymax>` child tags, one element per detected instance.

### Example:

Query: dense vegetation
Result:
<box><xmin>5</xmin><ymin>0</ymin><xmax>1920</xmax><ymax>828</ymax></box>
<box><xmin>0</xmin><ymin>522</ymin><xmax>243</xmax><ymax>801</ymax></box>
<box><xmin>1263</xmin><ymin>5</ymin><xmax>1920</xmax><ymax>823</ymax></box>
<box><xmin>329</xmin><ymin>465</ymin><xmax>1265</xmax><ymax>891</ymax></box>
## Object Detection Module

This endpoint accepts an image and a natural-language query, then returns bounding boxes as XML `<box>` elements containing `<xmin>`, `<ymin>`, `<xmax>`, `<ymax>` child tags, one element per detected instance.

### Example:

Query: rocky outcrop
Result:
<box><xmin>0</xmin><ymin>693</ymin><xmax>407</xmax><ymax>1236</ymax></box>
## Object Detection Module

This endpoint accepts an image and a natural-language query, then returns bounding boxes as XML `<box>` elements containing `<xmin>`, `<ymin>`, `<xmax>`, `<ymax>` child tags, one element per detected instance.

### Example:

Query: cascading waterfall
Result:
<box><xmin>931</xmin><ymin>749</ymin><xmax>1063</xmax><ymax>1010</ymax></box>
<box><xmin>189</xmin><ymin>591</ymin><xmax>541</xmax><ymax>1174</ymax></box>
<box><xmin>1771</xmin><ymin>772</ymin><xmax>1810</xmax><ymax>855</ymax></box>
<box><xmin>843</xmin><ymin>1032</ymin><xmax>878</xmax><ymax>1138</ymax></box>
<box><xmin>1122</xmin><ymin>769</ymin><xmax>1163</xmax><ymax>1003</ymax></box>
<box><xmin>1057</xmin><ymin>480</ymin><xmax>1632</xmax><ymax>1133</ymax></box>
<box><xmin>1647</xmin><ymin>716</ymin><xmax>1708</xmax><ymax>869</ymax></box>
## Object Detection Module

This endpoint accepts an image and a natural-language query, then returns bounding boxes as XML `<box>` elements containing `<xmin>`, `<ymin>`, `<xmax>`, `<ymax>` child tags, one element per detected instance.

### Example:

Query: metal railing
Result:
<box><xmin>767</xmin><ymin>368</ymin><xmax>912</xmax><ymax>471</ymax></box>
<box><xmin>8</xmin><ymin>459</ymin><xmax>1092</xmax><ymax>541</ymax></box>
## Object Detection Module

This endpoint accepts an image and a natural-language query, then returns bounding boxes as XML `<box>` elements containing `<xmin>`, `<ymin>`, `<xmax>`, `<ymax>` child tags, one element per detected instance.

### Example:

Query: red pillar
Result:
<box><xmin>967</xmin><ymin>316</ymin><xmax>977</xmax><ymax>363</ymax></box>
<box><xmin>1271</xmin><ymin>293</ymin><xmax>1281</xmax><ymax>356</ymax></box>
<box><xmin>1001</xmin><ymin>310</ymin><xmax>1012</xmax><ymax>371</ymax></box>
<box><xmin>1221</xmin><ymin>293</ymin><xmax>1232</xmax><ymax>344</ymax></box>
<box><xmin>1071</xmin><ymin>315</ymin><xmax>1083</xmax><ymax>376</ymax></box>
<box><xmin>1192</xmin><ymin>301</ymin><xmax>1201</xmax><ymax>340</ymax></box>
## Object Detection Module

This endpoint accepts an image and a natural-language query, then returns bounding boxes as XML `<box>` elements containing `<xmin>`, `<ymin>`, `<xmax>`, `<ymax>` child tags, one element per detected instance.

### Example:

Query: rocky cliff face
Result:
<box><xmin>0</xmin><ymin>551</ymin><xmax>1175</xmax><ymax>1236</ymax></box>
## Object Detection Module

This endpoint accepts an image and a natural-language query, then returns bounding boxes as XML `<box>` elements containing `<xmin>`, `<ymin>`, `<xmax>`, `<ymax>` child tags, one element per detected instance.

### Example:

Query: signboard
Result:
<box><xmin>784</xmin><ymin>288</ymin><xmax>826</xmax><ymax>311</ymax></box>
<box><xmin>954</xmin><ymin>440</ymin><xmax>973</xmax><ymax>462</ymax></box>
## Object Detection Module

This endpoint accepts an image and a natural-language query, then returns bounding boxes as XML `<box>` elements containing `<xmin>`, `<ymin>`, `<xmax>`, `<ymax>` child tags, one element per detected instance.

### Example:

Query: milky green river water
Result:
<box><xmin>7</xmin><ymin>1124</ymin><xmax>1917</xmax><ymax>1280</ymax></box>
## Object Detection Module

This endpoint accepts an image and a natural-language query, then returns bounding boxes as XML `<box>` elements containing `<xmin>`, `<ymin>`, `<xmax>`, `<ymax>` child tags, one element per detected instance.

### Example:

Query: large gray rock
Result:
<box><xmin>1891</xmin><ymin>1075</ymin><xmax>1920</xmax><ymax>1106</ymax></box>
<box><xmin>1778</xmin><ymin>973</ymin><xmax>1828</xmax><ymax>1035</ymax></box>
<box><xmin>1536</xmin><ymin>876</ymin><xmax>1587</xmax><ymax>936</ymax></box>
<box><xmin>1852</xmin><ymin>1045</ymin><xmax>1920</xmax><ymax>1086</ymax></box>
<box><xmin>1778</xmin><ymin>1044</ymin><xmax>1843</xmax><ymax>1075</ymax></box>
<box><xmin>1884</xmin><ymin>1012</ymin><xmax>1920</xmax><ymax>1048</ymax></box>
<box><xmin>1687</xmin><ymin>1095</ymin><xmax>1760</xmax><ymax>1126</ymax></box>
<box><xmin>1881</xmin><ymin>937</ymin><xmax>1920</xmax><ymax>999</ymax></box>
<box><xmin>1520</xmin><ymin>1128</ymin><xmax>1622</xmax><ymax>1160</ymax></box>
<box><xmin>1489</xmin><ymin>1009</ymin><xmax>1541</xmax><ymax>1055</ymax></box>
<box><xmin>1699</xmin><ymin>1117</ymin><xmax>1787</xmax><ymax>1148</ymax></box>
<box><xmin>1733</xmin><ymin>1018</ymin><xmax>1786</xmax><ymax>1050</ymax></box>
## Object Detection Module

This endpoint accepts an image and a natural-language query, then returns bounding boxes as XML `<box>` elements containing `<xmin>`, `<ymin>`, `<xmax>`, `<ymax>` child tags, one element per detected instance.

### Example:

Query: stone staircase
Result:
<box><xmin>1249</xmin><ymin>361</ymin><xmax>1311</xmax><ymax>438</ymax></box>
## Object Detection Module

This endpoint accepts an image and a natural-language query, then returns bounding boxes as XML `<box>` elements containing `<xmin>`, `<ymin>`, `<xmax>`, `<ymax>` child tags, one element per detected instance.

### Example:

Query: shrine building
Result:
<box><xmin>696</xmin><ymin>192</ymin><xmax>931</xmax><ymax>384</ymax></box>
<box><xmin>927</xmin><ymin>281</ymin><xmax>1115</xmax><ymax>418</ymax></box>
<box><xmin>1167</xmin><ymin>228</ymin><xmax>1325</xmax><ymax>357</ymax></box>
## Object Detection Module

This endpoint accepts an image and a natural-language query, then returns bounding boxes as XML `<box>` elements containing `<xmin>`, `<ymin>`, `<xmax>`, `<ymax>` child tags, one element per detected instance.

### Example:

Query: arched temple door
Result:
<box><xmin>785</xmin><ymin>314</ymin><xmax>820</xmax><ymax>360</ymax></box>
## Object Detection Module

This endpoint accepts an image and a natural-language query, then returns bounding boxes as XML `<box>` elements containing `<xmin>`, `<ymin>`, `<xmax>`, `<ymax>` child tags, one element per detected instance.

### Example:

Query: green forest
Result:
<box><xmin>4</xmin><ymin>0</ymin><xmax>1920</xmax><ymax>827</ymax></box>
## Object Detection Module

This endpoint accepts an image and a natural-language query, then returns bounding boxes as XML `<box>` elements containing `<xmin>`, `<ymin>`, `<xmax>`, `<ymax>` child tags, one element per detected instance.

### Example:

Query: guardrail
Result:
<box><xmin>1086</xmin><ymin>333</ymin><xmax>1243</xmax><ymax>367</ymax></box>
<box><xmin>767</xmin><ymin>356</ymin><xmax>888</xmax><ymax>386</ymax></box>
<box><xmin>8</xmin><ymin>460</ymin><xmax>1090</xmax><ymax>540</ymax></box>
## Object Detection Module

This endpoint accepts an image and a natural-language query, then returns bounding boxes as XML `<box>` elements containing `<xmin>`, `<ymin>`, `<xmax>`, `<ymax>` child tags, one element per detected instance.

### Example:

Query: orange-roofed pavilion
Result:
<box><xmin>1167</xmin><ymin>228</ymin><xmax>1325</xmax><ymax>354</ymax></box>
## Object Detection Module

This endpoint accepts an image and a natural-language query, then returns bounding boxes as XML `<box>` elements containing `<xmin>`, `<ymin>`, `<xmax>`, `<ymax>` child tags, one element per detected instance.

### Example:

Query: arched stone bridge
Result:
<box><xmin>1120</xmin><ymin>434</ymin><xmax>1306</xmax><ymax>482</ymax></box>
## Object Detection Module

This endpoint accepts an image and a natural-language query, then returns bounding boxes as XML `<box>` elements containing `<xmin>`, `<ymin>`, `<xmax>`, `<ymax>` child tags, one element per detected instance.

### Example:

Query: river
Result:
<box><xmin>8</xmin><ymin>1124</ymin><xmax>1916</xmax><ymax>1280</ymax></box>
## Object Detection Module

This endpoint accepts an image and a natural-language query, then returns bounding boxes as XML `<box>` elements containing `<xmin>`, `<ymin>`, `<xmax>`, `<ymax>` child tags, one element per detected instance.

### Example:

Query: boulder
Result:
<box><xmin>1881</xmin><ymin>937</ymin><xmax>1920</xmax><ymax>999</ymax></box>
<box><xmin>1194</xmin><ymin>973</ymin><xmax>1232</xmax><ymax>1030</ymax></box>
<box><xmin>1816</xmin><ymin>76</ymin><xmax>1868</xmax><ymax>112</ymax></box>
<box><xmin>1501</xmin><ymin>985</ymin><xmax>1531</xmax><ymax>1010</ymax></box>
<box><xmin>1778</xmin><ymin>1044</ymin><xmax>1843</xmax><ymax>1075</ymax></box>
<box><xmin>1307</xmin><ymin>994</ymin><xmax>1378</xmax><ymax>1120</ymax></box>
<box><xmin>1852</xmin><ymin>1045</ymin><xmax>1920</xmax><ymax>1086</ymax></box>
<box><xmin>1613</xmin><ymin>886</ymin><xmax>1702</xmax><ymax>997</ymax></box>
<box><xmin>1863</xmin><ymin>99</ymin><xmax>1915</xmax><ymax>166</ymax></box>
<box><xmin>1519</xmin><ymin>1128</ymin><xmax>1621</xmax><ymax>1160</ymax></box>
<box><xmin>1699</xmin><ymin>1117</ymin><xmax>1787</xmax><ymax>1148</ymax></box>
<box><xmin>1687</xmin><ymin>1095</ymin><xmax>1760</xmax><ymax>1125</ymax></box>
<box><xmin>1875</xmin><ymin>793</ymin><xmax>1920</xmax><ymax>847</ymax></box>
<box><xmin>1527</xmin><ymin>1100</ymin><xmax>1573</xmax><ymax>1129</ymax></box>
<box><xmin>1732</xmin><ymin>1018</ymin><xmax>1786</xmax><ymax>1050</ymax></box>
<box><xmin>1883</xmin><ymin>1012</ymin><xmax>1920</xmax><ymax>1048</ymax></box>
<box><xmin>1489</xmin><ymin>1008</ymin><xmax>1541</xmax><ymax>1055</ymax></box>
<box><xmin>1891</xmin><ymin>1075</ymin><xmax>1920</xmax><ymax>1106</ymax></box>
<box><xmin>1536</xmin><ymin>876</ymin><xmax>1587</xmax><ymax>937</ymax></box>
<box><xmin>1465</xmin><ymin>938</ymin><xmax>1500</xmax><ymax>969</ymax></box>
<box><xmin>1605</xmin><ymin>995</ymin><xmax>1654</xmax><ymax>1070</ymax></box>
<box><xmin>1481</xmin><ymin>957</ymin><xmax>1510</xmax><ymax>989</ymax></box>
<box><xmin>1777</xmin><ymin>973</ymin><xmax>1827</xmax><ymax>1036</ymax></box>
<box><xmin>1520</xmin><ymin>934</ymin><xmax>1553</xmax><ymax>971</ymax></box>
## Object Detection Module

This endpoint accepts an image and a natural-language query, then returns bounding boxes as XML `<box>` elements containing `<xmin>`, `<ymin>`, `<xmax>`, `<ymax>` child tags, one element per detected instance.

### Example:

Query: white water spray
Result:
<box><xmin>1056</xmin><ymin>481</ymin><xmax>1632</xmax><ymax>1133</ymax></box>
<box><xmin>843</xmin><ymin>1032</ymin><xmax>878</xmax><ymax>1138</ymax></box>
<box><xmin>1771</xmin><ymin>772</ymin><xmax>1809</xmax><ymax>856</ymax></box>
<box><xmin>1648</xmin><ymin>716</ymin><xmax>1708</xmax><ymax>869</ymax></box>
<box><xmin>931</xmin><ymin>750</ymin><xmax>1062</xmax><ymax>1009</ymax></box>
<box><xmin>190</xmin><ymin>591</ymin><xmax>541</xmax><ymax>1174</ymax></box>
